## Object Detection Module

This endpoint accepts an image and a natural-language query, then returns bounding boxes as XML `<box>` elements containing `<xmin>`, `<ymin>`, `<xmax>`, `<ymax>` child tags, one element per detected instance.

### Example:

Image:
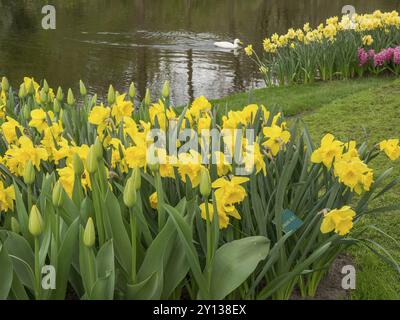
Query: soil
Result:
<box><xmin>291</xmin><ymin>254</ymin><xmax>354</xmax><ymax>300</ymax></box>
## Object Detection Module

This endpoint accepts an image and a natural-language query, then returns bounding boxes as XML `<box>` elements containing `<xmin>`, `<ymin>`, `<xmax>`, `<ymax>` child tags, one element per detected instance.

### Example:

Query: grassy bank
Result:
<box><xmin>213</xmin><ymin>76</ymin><xmax>400</xmax><ymax>299</ymax></box>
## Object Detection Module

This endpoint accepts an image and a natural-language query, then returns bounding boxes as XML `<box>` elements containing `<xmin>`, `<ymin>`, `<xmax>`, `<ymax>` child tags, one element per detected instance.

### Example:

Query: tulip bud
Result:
<box><xmin>199</xmin><ymin>167</ymin><xmax>211</xmax><ymax>198</ymax></box>
<box><xmin>91</xmin><ymin>94</ymin><xmax>98</xmax><ymax>106</ymax></box>
<box><xmin>67</xmin><ymin>88</ymin><xmax>75</xmax><ymax>105</ymax></box>
<box><xmin>22</xmin><ymin>104</ymin><xmax>30</xmax><ymax>119</ymax></box>
<box><xmin>11</xmin><ymin>217</ymin><xmax>20</xmax><ymax>234</ymax></box>
<box><xmin>129</xmin><ymin>82</ymin><xmax>136</xmax><ymax>98</ymax></box>
<box><xmin>23</xmin><ymin>160</ymin><xmax>35</xmax><ymax>185</ymax></box>
<box><xmin>72</xmin><ymin>153</ymin><xmax>84</xmax><ymax>176</ymax></box>
<box><xmin>19</xmin><ymin>84</ymin><xmax>27</xmax><ymax>99</ymax></box>
<box><xmin>26</xmin><ymin>79</ymin><xmax>35</xmax><ymax>95</ymax></box>
<box><xmin>132</xmin><ymin>167</ymin><xmax>141</xmax><ymax>190</ymax></box>
<box><xmin>83</xmin><ymin>217</ymin><xmax>96</xmax><ymax>248</ymax></box>
<box><xmin>123</xmin><ymin>176</ymin><xmax>137</xmax><ymax>208</ymax></box>
<box><xmin>53</xmin><ymin>99</ymin><xmax>61</xmax><ymax>113</ymax></box>
<box><xmin>56</xmin><ymin>86</ymin><xmax>63</xmax><ymax>101</ymax></box>
<box><xmin>29</xmin><ymin>205</ymin><xmax>44</xmax><ymax>237</ymax></box>
<box><xmin>162</xmin><ymin>80</ymin><xmax>170</xmax><ymax>99</ymax></box>
<box><xmin>86</xmin><ymin>145</ymin><xmax>99</xmax><ymax>174</ymax></box>
<box><xmin>144</xmin><ymin>88</ymin><xmax>151</xmax><ymax>106</ymax></box>
<box><xmin>1</xmin><ymin>76</ymin><xmax>9</xmax><ymax>92</ymax></box>
<box><xmin>42</xmin><ymin>79</ymin><xmax>49</xmax><ymax>93</ymax></box>
<box><xmin>40</xmin><ymin>88</ymin><xmax>48</xmax><ymax>104</ymax></box>
<box><xmin>107</xmin><ymin>85</ymin><xmax>115</xmax><ymax>106</ymax></box>
<box><xmin>52</xmin><ymin>181</ymin><xmax>64</xmax><ymax>208</ymax></box>
<box><xmin>94</xmin><ymin>137</ymin><xmax>103</xmax><ymax>160</ymax></box>
<box><xmin>79</xmin><ymin>80</ymin><xmax>87</xmax><ymax>96</ymax></box>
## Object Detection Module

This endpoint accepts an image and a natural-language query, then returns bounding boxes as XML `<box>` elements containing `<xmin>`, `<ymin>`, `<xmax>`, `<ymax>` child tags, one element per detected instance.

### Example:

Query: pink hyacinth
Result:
<box><xmin>368</xmin><ymin>49</ymin><xmax>375</xmax><ymax>58</ymax></box>
<box><xmin>358</xmin><ymin>48</ymin><xmax>369</xmax><ymax>66</ymax></box>
<box><xmin>374</xmin><ymin>48</ymin><xmax>394</xmax><ymax>67</ymax></box>
<box><xmin>393</xmin><ymin>46</ymin><xmax>400</xmax><ymax>65</ymax></box>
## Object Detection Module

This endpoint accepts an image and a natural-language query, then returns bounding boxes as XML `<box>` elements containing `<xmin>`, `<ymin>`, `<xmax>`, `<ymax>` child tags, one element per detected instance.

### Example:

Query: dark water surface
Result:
<box><xmin>1</xmin><ymin>0</ymin><xmax>400</xmax><ymax>105</ymax></box>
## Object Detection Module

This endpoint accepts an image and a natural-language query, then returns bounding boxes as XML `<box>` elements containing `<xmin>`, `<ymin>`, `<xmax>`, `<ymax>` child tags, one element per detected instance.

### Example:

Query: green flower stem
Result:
<box><xmin>204</xmin><ymin>197</ymin><xmax>213</xmax><ymax>289</ymax></box>
<box><xmin>27</xmin><ymin>185</ymin><xmax>33</xmax><ymax>213</ymax></box>
<box><xmin>34</xmin><ymin>237</ymin><xmax>40</xmax><ymax>300</ymax></box>
<box><xmin>130</xmin><ymin>207</ymin><xmax>137</xmax><ymax>284</ymax></box>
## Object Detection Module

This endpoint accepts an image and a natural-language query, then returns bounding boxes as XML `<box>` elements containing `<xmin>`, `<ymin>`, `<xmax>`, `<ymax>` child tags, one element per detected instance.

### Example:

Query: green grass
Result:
<box><xmin>214</xmin><ymin>76</ymin><xmax>400</xmax><ymax>300</ymax></box>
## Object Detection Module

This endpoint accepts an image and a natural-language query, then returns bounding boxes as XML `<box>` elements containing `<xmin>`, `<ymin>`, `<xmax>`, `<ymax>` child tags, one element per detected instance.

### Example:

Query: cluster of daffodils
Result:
<box><xmin>0</xmin><ymin>77</ymin><xmax>293</xmax><ymax>230</ymax></box>
<box><xmin>312</xmin><ymin>133</ymin><xmax>400</xmax><ymax>235</ymax></box>
<box><xmin>1</xmin><ymin>77</ymin><xmax>399</xmax><ymax>301</ymax></box>
<box><xmin>311</xmin><ymin>134</ymin><xmax>373</xmax><ymax>195</ymax></box>
<box><xmin>246</xmin><ymin>10</ymin><xmax>400</xmax><ymax>85</ymax></box>
<box><xmin>260</xmin><ymin>11</ymin><xmax>400</xmax><ymax>53</ymax></box>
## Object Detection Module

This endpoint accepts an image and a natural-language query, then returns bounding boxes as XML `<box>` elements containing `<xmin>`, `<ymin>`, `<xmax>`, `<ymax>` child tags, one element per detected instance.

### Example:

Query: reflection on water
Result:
<box><xmin>0</xmin><ymin>0</ymin><xmax>399</xmax><ymax>105</ymax></box>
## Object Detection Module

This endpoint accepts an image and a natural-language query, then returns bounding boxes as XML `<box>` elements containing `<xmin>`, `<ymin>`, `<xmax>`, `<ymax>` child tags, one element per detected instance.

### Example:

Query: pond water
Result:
<box><xmin>1</xmin><ymin>0</ymin><xmax>400</xmax><ymax>105</ymax></box>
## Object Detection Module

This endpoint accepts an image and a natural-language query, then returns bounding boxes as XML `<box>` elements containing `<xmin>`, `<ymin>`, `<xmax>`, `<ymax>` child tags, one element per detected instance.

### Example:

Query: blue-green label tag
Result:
<box><xmin>281</xmin><ymin>209</ymin><xmax>303</xmax><ymax>233</ymax></box>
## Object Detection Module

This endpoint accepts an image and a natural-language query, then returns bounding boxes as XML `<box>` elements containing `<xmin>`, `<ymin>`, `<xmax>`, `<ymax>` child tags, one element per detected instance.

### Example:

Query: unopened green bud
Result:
<box><xmin>42</xmin><ymin>79</ymin><xmax>49</xmax><ymax>93</ymax></box>
<box><xmin>40</xmin><ymin>88</ymin><xmax>48</xmax><ymax>104</ymax></box>
<box><xmin>79</xmin><ymin>80</ymin><xmax>87</xmax><ymax>96</ymax></box>
<box><xmin>22</xmin><ymin>104</ymin><xmax>30</xmax><ymax>119</ymax></box>
<box><xmin>1</xmin><ymin>76</ymin><xmax>9</xmax><ymax>92</ymax></box>
<box><xmin>132</xmin><ymin>167</ymin><xmax>141</xmax><ymax>190</ymax></box>
<box><xmin>56</xmin><ymin>87</ymin><xmax>64</xmax><ymax>101</ymax></box>
<box><xmin>23</xmin><ymin>160</ymin><xmax>35</xmax><ymax>185</ymax></box>
<box><xmin>129</xmin><ymin>82</ymin><xmax>136</xmax><ymax>98</ymax></box>
<box><xmin>29</xmin><ymin>205</ymin><xmax>44</xmax><ymax>237</ymax></box>
<box><xmin>94</xmin><ymin>137</ymin><xmax>103</xmax><ymax>160</ymax></box>
<box><xmin>107</xmin><ymin>85</ymin><xmax>115</xmax><ymax>105</ymax></box>
<box><xmin>91</xmin><ymin>94</ymin><xmax>98</xmax><ymax>106</ymax></box>
<box><xmin>162</xmin><ymin>80</ymin><xmax>170</xmax><ymax>99</ymax></box>
<box><xmin>123</xmin><ymin>176</ymin><xmax>137</xmax><ymax>208</ymax></box>
<box><xmin>52</xmin><ymin>181</ymin><xmax>64</xmax><ymax>208</ymax></box>
<box><xmin>199</xmin><ymin>167</ymin><xmax>211</xmax><ymax>198</ymax></box>
<box><xmin>72</xmin><ymin>153</ymin><xmax>84</xmax><ymax>176</ymax></box>
<box><xmin>19</xmin><ymin>84</ymin><xmax>27</xmax><ymax>99</ymax></box>
<box><xmin>144</xmin><ymin>88</ymin><xmax>151</xmax><ymax>106</ymax></box>
<box><xmin>53</xmin><ymin>99</ymin><xmax>61</xmax><ymax>113</ymax></box>
<box><xmin>83</xmin><ymin>217</ymin><xmax>96</xmax><ymax>248</ymax></box>
<box><xmin>11</xmin><ymin>217</ymin><xmax>20</xmax><ymax>234</ymax></box>
<box><xmin>86</xmin><ymin>145</ymin><xmax>99</xmax><ymax>174</ymax></box>
<box><xmin>67</xmin><ymin>88</ymin><xmax>75</xmax><ymax>105</ymax></box>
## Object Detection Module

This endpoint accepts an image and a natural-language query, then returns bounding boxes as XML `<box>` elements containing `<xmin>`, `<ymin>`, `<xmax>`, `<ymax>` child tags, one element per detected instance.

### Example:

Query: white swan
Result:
<box><xmin>214</xmin><ymin>38</ymin><xmax>242</xmax><ymax>49</ymax></box>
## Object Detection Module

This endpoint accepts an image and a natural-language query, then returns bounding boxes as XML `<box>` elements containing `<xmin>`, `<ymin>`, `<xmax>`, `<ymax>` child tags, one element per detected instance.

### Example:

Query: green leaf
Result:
<box><xmin>12</xmin><ymin>181</ymin><xmax>30</xmax><ymax>239</ymax></box>
<box><xmin>126</xmin><ymin>271</ymin><xmax>162</xmax><ymax>300</ymax></box>
<box><xmin>103</xmin><ymin>191</ymin><xmax>131</xmax><ymax>275</ymax></box>
<box><xmin>91</xmin><ymin>240</ymin><xmax>115</xmax><ymax>300</ymax></box>
<box><xmin>52</xmin><ymin>218</ymin><xmax>80</xmax><ymax>300</ymax></box>
<box><xmin>3</xmin><ymin>232</ymin><xmax>35</xmax><ymax>291</ymax></box>
<box><xmin>210</xmin><ymin>236</ymin><xmax>270</xmax><ymax>299</ymax></box>
<box><xmin>163</xmin><ymin>203</ymin><xmax>209</xmax><ymax>298</ymax></box>
<box><xmin>0</xmin><ymin>242</ymin><xmax>13</xmax><ymax>299</ymax></box>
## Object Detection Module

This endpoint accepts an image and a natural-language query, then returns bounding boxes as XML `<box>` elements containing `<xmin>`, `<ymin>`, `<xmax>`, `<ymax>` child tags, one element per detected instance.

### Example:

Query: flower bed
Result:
<box><xmin>0</xmin><ymin>77</ymin><xmax>399</xmax><ymax>300</ymax></box>
<box><xmin>245</xmin><ymin>10</ymin><xmax>400</xmax><ymax>85</ymax></box>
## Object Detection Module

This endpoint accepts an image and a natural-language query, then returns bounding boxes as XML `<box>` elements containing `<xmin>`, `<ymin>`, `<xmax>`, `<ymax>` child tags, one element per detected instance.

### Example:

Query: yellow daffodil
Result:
<box><xmin>320</xmin><ymin>206</ymin><xmax>356</xmax><ymax>236</ymax></box>
<box><xmin>362</xmin><ymin>35</ymin><xmax>374</xmax><ymax>46</ymax></box>
<box><xmin>262</xmin><ymin>125</ymin><xmax>291</xmax><ymax>156</ymax></box>
<box><xmin>1</xmin><ymin>117</ymin><xmax>23</xmax><ymax>144</ymax></box>
<box><xmin>0</xmin><ymin>181</ymin><xmax>15</xmax><ymax>212</ymax></box>
<box><xmin>379</xmin><ymin>139</ymin><xmax>400</xmax><ymax>161</ymax></box>
<box><xmin>311</xmin><ymin>134</ymin><xmax>343</xmax><ymax>169</ymax></box>
<box><xmin>244</xmin><ymin>44</ymin><xmax>253</xmax><ymax>56</ymax></box>
<box><xmin>4</xmin><ymin>136</ymin><xmax>48</xmax><ymax>176</ymax></box>
<box><xmin>188</xmin><ymin>96</ymin><xmax>211</xmax><ymax>120</ymax></box>
<box><xmin>111</xmin><ymin>93</ymin><xmax>133</xmax><ymax>123</ymax></box>
<box><xmin>176</xmin><ymin>150</ymin><xmax>204</xmax><ymax>187</ymax></box>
